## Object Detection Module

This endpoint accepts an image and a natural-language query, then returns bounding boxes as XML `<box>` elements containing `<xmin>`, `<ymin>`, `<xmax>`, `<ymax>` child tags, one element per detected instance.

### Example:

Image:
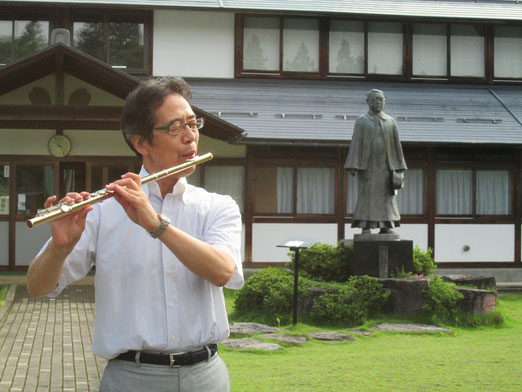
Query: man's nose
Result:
<box><xmin>181</xmin><ymin>126</ymin><xmax>196</xmax><ymax>143</ymax></box>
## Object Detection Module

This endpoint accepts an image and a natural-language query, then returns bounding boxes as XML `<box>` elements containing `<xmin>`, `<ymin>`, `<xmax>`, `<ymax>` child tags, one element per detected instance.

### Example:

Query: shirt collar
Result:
<box><xmin>139</xmin><ymin>165</ymin><xmax>188</xmax><ymax>204</ymax></box>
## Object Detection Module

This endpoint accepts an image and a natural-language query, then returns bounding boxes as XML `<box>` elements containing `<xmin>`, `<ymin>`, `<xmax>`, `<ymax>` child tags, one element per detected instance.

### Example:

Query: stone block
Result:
<box><xmin>456</xmin><ymin>288</ymin><xmax>498</xmax><ymax>314</ymax></box>
<box><xmin>379</xmin><ymin>278</ymin><xmax>429</xmax><ymax>313</ymax></box>
<box><xmin>441</xmin><ymin>275</ymin><xmax>497</xmax><ymax>291</ymax></box>
<box><xmin>353</xmin><ymin>240</ymin><xmax>413</xmax><ymax>278</ymax></box>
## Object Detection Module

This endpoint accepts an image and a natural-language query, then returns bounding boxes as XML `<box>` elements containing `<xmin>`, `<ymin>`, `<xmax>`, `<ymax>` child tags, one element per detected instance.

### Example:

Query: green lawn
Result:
<box><xmin>0</xmin><ymin>284</ymin><xmax>8</xmax><ymax>309</ymax></box>
<box><xmin>222</xmin><ymin>291</ymin><xmax>522</xmax><ymax>392</ymax></box>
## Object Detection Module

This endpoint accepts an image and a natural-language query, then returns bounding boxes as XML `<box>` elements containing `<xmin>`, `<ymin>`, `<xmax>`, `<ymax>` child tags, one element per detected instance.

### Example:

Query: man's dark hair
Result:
<box><xmin>121</xmin><ymin>76</ymin><xmax>192</xmax><ymax>157</ymax></box>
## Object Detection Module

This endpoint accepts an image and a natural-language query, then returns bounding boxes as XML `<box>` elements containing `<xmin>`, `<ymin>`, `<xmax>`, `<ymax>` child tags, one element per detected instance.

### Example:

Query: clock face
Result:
<box><xmin>48</xmin><ymin>135</ymin><xmax>71</xmax><ymax>158</ymax></box>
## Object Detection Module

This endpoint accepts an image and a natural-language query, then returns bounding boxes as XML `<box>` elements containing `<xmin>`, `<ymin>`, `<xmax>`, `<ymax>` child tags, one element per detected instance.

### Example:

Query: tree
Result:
<box><xmin>244</xmin><ymin>34</ymin><xmax>267</xmax><ymax>70</ymax></box>
<box><xmin>108</xmin><ymin>22</ymin><xmax>144</xmax><ymax>69</ymax></box>
<box><xmin>285</xmin><ymin>42</ymin><xmax>315</xmax><ymax>72</ymax></box>
<box><xmin>74</xmin><ymin>22</ymin><xmax>105</xmax><ymax>61</ymax></box>
<box><xmin>14</xmin><ymin>21</ymin><xmax>47</xmax><ymax>59</ymax></box>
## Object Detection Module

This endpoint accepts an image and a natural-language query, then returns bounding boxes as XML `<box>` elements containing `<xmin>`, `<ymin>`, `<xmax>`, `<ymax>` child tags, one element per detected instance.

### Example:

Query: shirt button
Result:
<box><xmin>170</xmin><ymin>302</ymin><xmax>174</xmax><ymax>308</ymax></box>
<box><xmin>171</xmin><ymin>336</ymin><xmax>175</xmax><ymax>341</ymax></box>
<box><xmin>167</xmin><ymin>270</ymin><xmax>172</xmax><ymax>275</ymax></box>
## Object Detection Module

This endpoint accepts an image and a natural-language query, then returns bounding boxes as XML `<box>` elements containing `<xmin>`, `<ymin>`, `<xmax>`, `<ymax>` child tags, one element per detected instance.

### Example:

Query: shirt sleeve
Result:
<box><xmin>203</xmin><ymin>194</ymin><xmax>244</xmax><ymax>290</ymax></box>
<box><xmin>44</xmin><ymin>206</ymin><xmax>100</xmax><ymax>297</ymax></box>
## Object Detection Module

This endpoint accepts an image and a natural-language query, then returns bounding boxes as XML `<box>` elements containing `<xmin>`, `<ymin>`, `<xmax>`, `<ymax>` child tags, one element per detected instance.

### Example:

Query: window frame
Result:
<box><xmin>236</xmin><ymin>14</ymin><xmax>521</xmax><ymax>84</ymax></box>
<box><xmin>435</xmin><ymin>162</ymin><xmax>515</xmax><ymax>220</ymax></box>
<box><xmin>69</xmin><ymin>8</ymin><xmax>152</xmax><ymax>75</ymax></box>
<box><xmin>253</xmin><ymin>158</ymin><xmax>338</xmax><ymax>218</ymax></box>
<box><xmin>0</xmin><ymin>7</ymin><xmax>52</xmax><ymax>67</ymax></box>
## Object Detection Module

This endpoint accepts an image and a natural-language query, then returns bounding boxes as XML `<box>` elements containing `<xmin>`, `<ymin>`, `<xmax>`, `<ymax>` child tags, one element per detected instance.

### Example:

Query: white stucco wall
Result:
<box><xmin>252</xmin><ymin>223</ymin><xmax>338</xmax><ymax>263</ymax></box>
<box><xmin>0</xmin><ymin>129</ymin><xmax>56</xmax><ymax>155</ymax></box>
<box><xmin>153</xmin><ymin>10</ymin><xmax>235</xmax><ymax>78</ymax></box>
<box><xmin>434</xmin><ymin>224</ymin><xmax>514</xmax><ymax>262</ymax></box>
<box><xmin>64</xmin><ymin>130</ymin><xmax>133</xmax><ymax>156</ymax></box>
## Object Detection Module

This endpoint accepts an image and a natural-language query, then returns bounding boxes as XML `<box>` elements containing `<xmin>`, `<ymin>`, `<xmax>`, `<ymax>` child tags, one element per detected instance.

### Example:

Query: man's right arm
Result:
<box><xmin>26</xmin><ymin>193</ymin><xmax>93</xmax><ymax>298</ymax></box>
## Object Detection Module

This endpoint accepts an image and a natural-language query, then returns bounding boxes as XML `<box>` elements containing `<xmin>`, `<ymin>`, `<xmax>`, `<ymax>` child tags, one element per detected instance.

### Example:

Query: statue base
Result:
<box><xmin>347</xmin><ymin>237</ymin><xmax>413</xmax><ymax>278</ymax></box>
<box><xmin>353</xmin><ymin>233</ymin><xmax>400</xmax><ymax>242</ymax></box>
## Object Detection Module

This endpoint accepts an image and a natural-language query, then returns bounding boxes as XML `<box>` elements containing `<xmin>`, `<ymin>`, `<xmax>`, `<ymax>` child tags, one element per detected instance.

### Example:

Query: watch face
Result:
<box><xmin>48</xmin><ymin>135</ymin><xmax>71</xmax><ymax>158</ymax></box>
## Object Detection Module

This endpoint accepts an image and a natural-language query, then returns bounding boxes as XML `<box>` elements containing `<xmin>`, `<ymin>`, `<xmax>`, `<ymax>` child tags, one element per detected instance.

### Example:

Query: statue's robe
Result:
<box><xmin>344</xmin><ymin>111</ymin><xmax>407</xmax><ymax>229</ymax></box>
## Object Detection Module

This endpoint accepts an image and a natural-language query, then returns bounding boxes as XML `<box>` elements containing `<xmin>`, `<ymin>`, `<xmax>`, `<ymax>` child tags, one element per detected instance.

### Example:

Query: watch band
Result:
<box><xmin>149</xmin><ymin>214</ymin><xmax>171</xmax><ymax>239</ymax></box>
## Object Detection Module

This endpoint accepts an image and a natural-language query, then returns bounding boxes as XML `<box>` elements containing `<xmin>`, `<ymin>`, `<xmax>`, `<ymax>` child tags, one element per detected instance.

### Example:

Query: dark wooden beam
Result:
<box><xmin>0</xmin><ymin>105</ymin><xmax>122</xmax><ymax>130</ymax></box>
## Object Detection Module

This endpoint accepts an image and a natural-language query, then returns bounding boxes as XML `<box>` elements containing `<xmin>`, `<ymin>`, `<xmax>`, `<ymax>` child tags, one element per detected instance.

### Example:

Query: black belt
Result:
<box><xmin>115</xmin><ymin>344</ymin><xmax>218</xmax><ymax>367</ymax></box>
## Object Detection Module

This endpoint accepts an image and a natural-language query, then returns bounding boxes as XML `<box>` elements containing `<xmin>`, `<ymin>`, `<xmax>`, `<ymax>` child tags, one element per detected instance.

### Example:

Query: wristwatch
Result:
<box><xmin>149</xmin><ymin>214</ymin><xmax>171</xmax><ymax>239</ymax></box>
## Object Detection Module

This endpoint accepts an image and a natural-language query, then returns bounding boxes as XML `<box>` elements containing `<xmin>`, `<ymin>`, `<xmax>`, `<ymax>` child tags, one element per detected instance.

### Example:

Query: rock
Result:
<box><xmin>308</xmin><ymin>332</ymin><xmax>356</xmax><ymax>342</ymax></box>
<box><xmin>372</xmin><ymin>323</ymin><xmax>451</xmax><ymax>333</ymax></box>
<box><xmin>297</xmin><ymin>287</ymin><xmax>327</xmax><ymax>315</ymax></box>
<box><xmin>258</xmin><ymin>334</ymin><xmax>308</xmax><ymax>344</ymax></box>
<box><xmin>220</xmin><ymin>338</ymin><xmax>281</xmax><ymax>351</ymax></box>
<box><xmin>456</xmin><ymin>288</ymin><xmax>498</xmax><ymax>314</ymax></box>
<box><xmin>229</xmin><ymin>322</ymin><xmax>281</xmax><ymax>335</ymax></box>
<box><xmin>379</xmin><ymin>278</ymin><xmax>430</xmax><ymax>313</ymax></box>
<box><xmin>441</xmin><ymin>275</ymin><xmax>497</xmax><ymax>291</ymax></box>
<box><xmin>346</xmin><ymin>329</ymin><xmax>374</xmax><ymax>337</ymax></box>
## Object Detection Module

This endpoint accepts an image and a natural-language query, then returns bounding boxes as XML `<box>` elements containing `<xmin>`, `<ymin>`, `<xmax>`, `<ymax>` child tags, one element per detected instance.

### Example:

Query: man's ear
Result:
<box><xmin>131</xmin><ymin>135</ymin><xmax>150</xmax><ymax>157</ymax></box>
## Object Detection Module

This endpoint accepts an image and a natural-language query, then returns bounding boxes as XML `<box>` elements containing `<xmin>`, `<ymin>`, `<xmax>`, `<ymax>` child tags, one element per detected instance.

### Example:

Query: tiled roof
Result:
<box><xmin>16</xmin><ymin>1</ymin><xmax>522</xmax><ymax>21</ymax></box>
<box><xmin>188</xmin><ymin>78</ymin><xmax>522</xmax><ymax>146</ymax></box>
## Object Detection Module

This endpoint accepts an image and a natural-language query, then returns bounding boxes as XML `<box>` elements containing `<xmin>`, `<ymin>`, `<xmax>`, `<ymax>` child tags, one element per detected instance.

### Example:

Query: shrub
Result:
<box><xmin>422</xmin><ymin>276</ymin><xmax>464</xmax><ymax>322</ymax></box>
<box><xmin>309</xmin><ymin>276</ymin><xmax>390</xmax><ymax>326</ymax></box>
<box><xmin>413</xmin><ymin>246</ymin><xmax>436</xmax><ymax>276</ymax></box>
<box><xmin>287</xmin><ymin>242</ymin><xmax>353</xmax><ymax>282</ymax></box>
<box><xmin>234</xmin><ymin>267</ymin><xmax>310</xmax><ymax>321</ymax></box>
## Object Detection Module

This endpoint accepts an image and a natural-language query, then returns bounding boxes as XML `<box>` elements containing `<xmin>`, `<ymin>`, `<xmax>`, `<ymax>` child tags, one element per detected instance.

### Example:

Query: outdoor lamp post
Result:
<box><xmin>277</xmin><ymin>238</ymin><xmax>317</xmax><ymax>325</ymax></box>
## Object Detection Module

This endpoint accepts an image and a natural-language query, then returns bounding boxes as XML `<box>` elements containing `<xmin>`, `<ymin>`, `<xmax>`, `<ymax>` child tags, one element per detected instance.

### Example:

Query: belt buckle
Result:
<box><xmin>169</xmin><ymin>352</ymin><xmax>184</xmax><ymax>368</ymax></box>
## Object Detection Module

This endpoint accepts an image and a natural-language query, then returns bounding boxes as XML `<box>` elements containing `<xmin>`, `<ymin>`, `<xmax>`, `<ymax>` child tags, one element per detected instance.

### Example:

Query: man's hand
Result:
<box><xmin>47</xmin><ymin>193</ymin><xmax>93</xmax><ymax>251</ymax></box>
<box><xmin>105</xmin><ymin>173</ymin><xmax>159</xmax><ymax>233</ymax></box>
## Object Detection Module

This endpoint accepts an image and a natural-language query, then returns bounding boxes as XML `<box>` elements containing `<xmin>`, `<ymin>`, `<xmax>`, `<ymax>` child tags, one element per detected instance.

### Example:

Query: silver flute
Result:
<box><xmin>26</xmin><ymin>153</ymin><xmax>213</xmax><ymax>228</ymax></box>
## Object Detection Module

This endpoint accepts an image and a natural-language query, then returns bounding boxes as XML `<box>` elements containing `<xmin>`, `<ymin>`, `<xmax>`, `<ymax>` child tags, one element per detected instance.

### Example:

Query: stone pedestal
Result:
<box><xmin>352</xmin><ymin>238</ymin><xmax>413</xmax><ymax>278</ymax></box>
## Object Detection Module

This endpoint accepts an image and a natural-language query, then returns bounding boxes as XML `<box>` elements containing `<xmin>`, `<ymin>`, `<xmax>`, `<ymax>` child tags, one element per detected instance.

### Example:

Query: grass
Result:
<box><xmin>0</xmin><ymin>284</ymin><xmax>8</xmax><ymax>309</ymax></box>
<box><xmin>221</xmin><ymin>291</ymin><xmax>522</xmax><ymax>392</ymax></box>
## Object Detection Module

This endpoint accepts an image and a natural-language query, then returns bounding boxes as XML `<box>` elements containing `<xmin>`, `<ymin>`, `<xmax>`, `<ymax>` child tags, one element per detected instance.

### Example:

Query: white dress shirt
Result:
<box><xmin>42</xmin><ymin>170</ymin><xmax>244</xmax><ymax>359</ymax></box>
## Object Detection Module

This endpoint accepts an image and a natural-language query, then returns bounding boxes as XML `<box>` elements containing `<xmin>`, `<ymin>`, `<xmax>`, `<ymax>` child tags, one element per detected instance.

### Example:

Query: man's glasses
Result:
<box><xmin>153</xmin><ymin>117</ymin><xmax>204</xmax><ymax>136</ymax></box>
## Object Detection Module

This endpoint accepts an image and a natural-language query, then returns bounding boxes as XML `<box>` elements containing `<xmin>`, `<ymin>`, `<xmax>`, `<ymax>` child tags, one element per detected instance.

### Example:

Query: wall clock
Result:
<box><xmin>48</xmin><ymin>134</ymin><xmax>71</xmax><ymax>158</ymax></box>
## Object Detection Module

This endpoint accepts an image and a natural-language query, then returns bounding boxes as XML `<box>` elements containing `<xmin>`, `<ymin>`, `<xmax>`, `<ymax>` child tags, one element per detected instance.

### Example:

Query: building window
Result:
<box><xmin>0</xmin><ymin>18</ymin><xmax>49</xmax><ymax>66</ymax></box>
<box><xmin>494</xmin><ymin>25</ymin><xmax>522</xmax><ymax>79</ymax></box>
<box><xmin>0</xmin><ymin>165</ymin><xmax>9</xmax><ymax>215</ymax></box>
<box><xmin>283</xmin><ymin>18</ymin><xmax>319</xmax><ymax>73</ymax></box>
<box><xmin>72</xmin><ymin>12</ymin><xmax>149</xmax><ymax>74</ymax></box>
<box><xmin>412</xmin><ymin>23</ymin><xmax>447</xmax><ymax>77</ymax></box>
<box><xmin>254</xmin><ymin>165</ymin><xmax>334</xmax><ymax>215</ymax></box>
<box><xmin>297</xmin><ymin>167</ymin><xmax>334</xmax><ymax>214</ymax></box>
<box><xmin>329</xmin><ymin>20</ymin><xmax>364</xmax><ymax>74</ymax></box>
<box><xmin>476</xmin><ymin>170</ymin><xmax>511</xmax><ymax>215</ymax></box>
<box><xmin>368</xmin><ymin>22</ymin><xmax>403</xmax><ymax>75</ymax></box>
<box><xmin>16</xmin><ymin>165</ymin><xmax>53</xmax><ymax>216</ymax></box>
<box><xmin>243</xmin><ymin>16</ymin><xmax>280</xmax><ymax>71</ymax></box>
<box><xmin>450</xmin><ymin>24</ymin><xmax>485</xmax><ymax>78</ymax></box>
<box><xmin>437</xmin><ymin>168</ymin><xmax>511</xmax><ymax>216</ymax></box>
<box><xmin>205</xmin><ymin>165</ymin><xmax>245</xmax><ymax>213</ymax></box>
<box><xmin>238</xmin><ymin>15</ymin><xmax>522</xmax><ymax>84</ymax></box>
<box><xmin>396</xmin><ymin>168</ymin><xmax>425</xmax><ymax>215</ymax></box>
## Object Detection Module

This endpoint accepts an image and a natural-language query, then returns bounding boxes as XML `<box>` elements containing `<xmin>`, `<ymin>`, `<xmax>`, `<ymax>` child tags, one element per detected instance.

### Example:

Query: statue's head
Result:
<box><xmin>366</xmin><ymin>89</ymin><xmax>385</xmax><ymax>114</ymax></box>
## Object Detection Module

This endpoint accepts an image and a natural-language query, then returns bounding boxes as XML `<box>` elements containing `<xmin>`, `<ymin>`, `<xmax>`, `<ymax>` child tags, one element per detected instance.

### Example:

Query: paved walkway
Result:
<box><xmin>0</xmin><ymin>284</ymin><xmax>105</xmax><ymax>391</ymax></box>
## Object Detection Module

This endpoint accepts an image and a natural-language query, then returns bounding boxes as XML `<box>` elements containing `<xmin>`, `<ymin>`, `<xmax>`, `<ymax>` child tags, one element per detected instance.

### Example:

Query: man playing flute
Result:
<box><xmin>27</xmin><ymin>77</ymin><xmax>244</xmax><ymax>391</ymax></box>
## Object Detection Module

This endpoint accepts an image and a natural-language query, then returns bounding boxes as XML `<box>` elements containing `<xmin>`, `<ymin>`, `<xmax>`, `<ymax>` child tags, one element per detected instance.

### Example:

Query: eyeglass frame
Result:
<box><xmin>152</xmin><ymin>117</ymin><xmax>205</xmax><ymax>135</ymax></box>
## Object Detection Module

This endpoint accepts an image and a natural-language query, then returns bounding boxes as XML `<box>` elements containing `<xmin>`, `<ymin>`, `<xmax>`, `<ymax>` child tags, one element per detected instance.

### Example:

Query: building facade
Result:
<box><xmin>0</xmin><ymin>1</ymin><xmax>521</xmax><ymax>280</ymax></box>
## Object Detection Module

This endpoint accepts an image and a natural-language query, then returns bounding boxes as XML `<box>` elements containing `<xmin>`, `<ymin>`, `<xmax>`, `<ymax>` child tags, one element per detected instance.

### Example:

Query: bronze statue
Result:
<box><xmin>345</xmin><ymin>89</ymin><xmax>407</xmax><ymax>235</ymax></box>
